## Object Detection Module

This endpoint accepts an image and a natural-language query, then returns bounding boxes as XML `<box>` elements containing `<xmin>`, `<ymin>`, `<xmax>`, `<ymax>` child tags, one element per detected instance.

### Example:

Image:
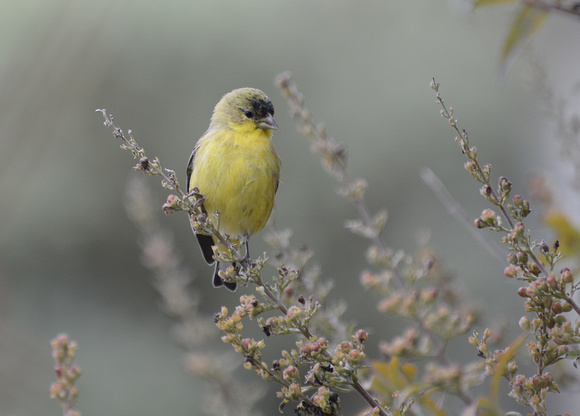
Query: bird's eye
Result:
<box><xmin>244</xmin><ymin>110</ymin><xmax>254</xmax><ymax>119</ymax></box>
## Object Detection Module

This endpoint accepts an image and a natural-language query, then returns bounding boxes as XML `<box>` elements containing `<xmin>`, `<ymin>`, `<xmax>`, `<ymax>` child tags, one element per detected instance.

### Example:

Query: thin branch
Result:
<box><xmin>421</xmin><ymin>167</ymin><xmax>506</xmax><ymax>263</ymax></box>
<box><xmin>524</xmin><ymin>0</ymin><xmax>580</xmax><ymax>17</ymax></box>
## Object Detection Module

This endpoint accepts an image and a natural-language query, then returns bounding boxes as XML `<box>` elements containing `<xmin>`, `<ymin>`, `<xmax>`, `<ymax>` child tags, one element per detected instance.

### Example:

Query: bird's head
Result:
<box><xmin>211</xmin><ymin>88</ymin><xmax>278</xmax><ymax>134</ymax></box>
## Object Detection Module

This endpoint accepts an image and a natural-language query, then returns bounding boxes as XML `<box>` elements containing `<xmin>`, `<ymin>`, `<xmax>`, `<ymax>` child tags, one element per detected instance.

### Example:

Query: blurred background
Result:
<box><xmin>2</xmin><ymin>0</ymin><xmax>580</xmax><ymax>415</ymax></box>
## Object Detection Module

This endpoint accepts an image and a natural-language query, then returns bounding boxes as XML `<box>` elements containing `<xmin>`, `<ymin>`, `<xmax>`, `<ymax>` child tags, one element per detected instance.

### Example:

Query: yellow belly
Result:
<box><xmin>189</xmin><ymin>128</ymin><xmax>280</xmax><ymax>238</ymax></box>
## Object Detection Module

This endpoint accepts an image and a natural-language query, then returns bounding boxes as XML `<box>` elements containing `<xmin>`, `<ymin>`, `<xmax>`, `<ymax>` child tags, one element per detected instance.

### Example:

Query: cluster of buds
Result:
<box><xmin>216</xmin><ymin>290</ymin><xmax>347</xmax><ymax>415</ymax></box>
<box><xmin>377</xmin><ymin>290</ymin><xmax>428</xmax><ymax>316</ymax></box>
<box><xmin>274</xmin><ymin>337</ymin><xmax>343</xmax><ymax>415</ymax></box>
<box><xmin>462</xmin><ymin>158</ymin><xmax>492</xmax><ymax>183</ymax></box>
<box><xmin>161</xmin><ymin>193</ymin><xmax>182</xmax><ymax>214</ymax></box>
<box><xmin>273</xmin><ymin>330</ymin><xmax>373</xmax><ymax>415</ymax></box>
<box><xmin>310</xmin><ymin>386</ymin><xmax>339</xmax><ymax>415</ymax></box>
<box><xmin>504</xmin><ymin>250</ymin><xmax>541</xmax><ymax>279</ymax></box>
<box><xmin>365</xmin><ymin>245</ymin><xmax>397</xmax><ymax>269</ymax></box>
<box><xmin>474</xmin><ymin>208</ymin><xmax>503</xmax><ymax>230</ymax></box>
<box><xmin>360</xmin><ymin>269</ymin><xmax>393</xmax><ymax>291</ymax></box>
<box><xmin>300</xmin><ymin>337</ymin><xmax>329</xmax><ymax>359</ymax></box>
<box><xmin>380</xmin><ymin>328</ymin><xmax>424</xmax><ymax>359</ymax></box>
<box><xmin>506</xmin><ymin>194</ymin><xmax>531</xmax><ymax>221</ymax></box>
<box><xmin>49</xmin><ymin>334</ymin><xmax>82</xmax><ymax>416</ymax></box>
<box><xmin>503</xmin><ymin>221</ymin><xmax>531</xmax><ymax>251</ymax></box>
<box><xmin>508</xmin><ymin>373</ymin><xmax>560</xmax><ymax>414</ymax></box>
<box><xmin>423</xmin><ymin>363</ymin><xmax>466</xmax><ymax>392</ymax></box>
<box><xmin>239</xmin><ymin>294</ymin><xmax>264</xmax><ymax>320</ymax></box>
<box><xmin>339</xmin><ymin>178</ymin><xmax>368</xmax><ymax>202</ymax></box>
<box><xmin>549</xmin><ymin>319</ymin><xmax>580</xmax><ymax>346</ymax></box>
<box><xmin>497</xmin><ymin>176</ymin><xmax>512</xmax><ymax>202</ymax></box>
<box><xmin>467</xmin><ymin>329</ymin><xmax>518</xmax><ymax>378</ymax></box>
<box><xmin>333</xmin><ymin>338</ymin><xmax>366</xmax><ymax>369</ymax></box>
<box><xmin>485</xmin><ymin>347</ymin><xmax>518</xmax><ymax>379</ymax></box>
<box><xmin>422</xmin><ymin>304</ymin><xmax>475</xmax><ymax>337</ymax></box>
<box><xmin>515</xmin><ymin>268</ymin><xmax>575</xmax><ymax>315</ymax></box>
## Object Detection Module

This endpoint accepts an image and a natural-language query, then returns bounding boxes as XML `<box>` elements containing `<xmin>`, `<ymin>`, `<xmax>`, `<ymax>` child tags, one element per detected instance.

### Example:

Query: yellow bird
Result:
<box><xmin>187</xmin><ymin>88</ymin><xmax>281</xmax><ymax>291</ymax></box>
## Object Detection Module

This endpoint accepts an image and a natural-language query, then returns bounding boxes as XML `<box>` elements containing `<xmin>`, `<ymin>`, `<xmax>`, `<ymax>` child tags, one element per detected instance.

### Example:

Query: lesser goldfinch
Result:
<box><xmin>186</xmin><ymin>88</ymin><xmax>281</xmax><ymax>291</ymax></box>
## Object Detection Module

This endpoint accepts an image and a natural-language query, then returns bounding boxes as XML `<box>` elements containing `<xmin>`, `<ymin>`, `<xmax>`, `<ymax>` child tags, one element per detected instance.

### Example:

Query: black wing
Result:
<box><xmin>186</xmin><ymin>146</ymin><xmax>197</xmax><ymax>193</ymax></box>
<box><xmin>187</xmin><ymin>145</ymin><xmax>216</xmax><ymax>265</ymax></box>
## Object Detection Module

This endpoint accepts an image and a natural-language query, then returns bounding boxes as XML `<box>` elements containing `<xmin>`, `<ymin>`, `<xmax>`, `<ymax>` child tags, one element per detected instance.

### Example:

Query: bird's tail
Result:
<box><xmin>213</xmin><ymin>262</ymin><xmax>237</xmax><ymax>291</ymax></box>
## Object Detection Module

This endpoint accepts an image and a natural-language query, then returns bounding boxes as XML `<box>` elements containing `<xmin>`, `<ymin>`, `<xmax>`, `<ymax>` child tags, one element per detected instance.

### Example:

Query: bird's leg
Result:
<box><xmin>241</xmin><ymin>236</ymin><xmax>253</xmax><ymax>269</ymax></box>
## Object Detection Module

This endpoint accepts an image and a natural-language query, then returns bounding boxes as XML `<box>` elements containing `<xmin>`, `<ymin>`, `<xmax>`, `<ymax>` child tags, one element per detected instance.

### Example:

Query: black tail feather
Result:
<box><xmin>212</xmin><ymin>262</ymin><xmax>237</xmax><ymax>291</ymax></box>
<box><xmin>196</xmin><ymin>233</ymin><xmax>215</xmax><ymax>264</ymax></box>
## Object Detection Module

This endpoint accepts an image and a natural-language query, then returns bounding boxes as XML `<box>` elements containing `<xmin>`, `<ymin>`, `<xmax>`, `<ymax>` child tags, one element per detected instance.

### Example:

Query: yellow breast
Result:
<box><xmin>189</xmin><ymin>126</ymin><xmax>280</xmax><ymax>239</ymax></box>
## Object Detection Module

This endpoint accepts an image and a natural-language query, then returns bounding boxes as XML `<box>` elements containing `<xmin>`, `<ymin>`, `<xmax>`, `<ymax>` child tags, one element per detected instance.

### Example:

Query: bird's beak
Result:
<box><xmin>258</xmin><ymin>114</ymin><xmax>278</xmax><ymax>130</ymax></box>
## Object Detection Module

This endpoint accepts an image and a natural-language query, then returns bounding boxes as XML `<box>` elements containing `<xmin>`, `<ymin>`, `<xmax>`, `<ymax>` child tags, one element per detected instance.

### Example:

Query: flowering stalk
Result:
<box><xmin>97</xmin><ymin>108</ymin><xmax>387</xmax><ymax>415</ymax></box>
<box><xmin>97</xmin><ymin>109</ymin><xmax>253</xmax><ymax>286</ymax></box>
<box><xmin>432</xmin><ymin>79</ymin><xmax>579</xmax><ymax>416</ymax></box>
<box><xmin>276</xmin><ymin>73</ymin><xmax>479</xmax><ymax>411</ymax></box>
<box><xmin>49</xmin><ymin>334</ymin><xmax>82</xmax><ymax>416</ymax></box>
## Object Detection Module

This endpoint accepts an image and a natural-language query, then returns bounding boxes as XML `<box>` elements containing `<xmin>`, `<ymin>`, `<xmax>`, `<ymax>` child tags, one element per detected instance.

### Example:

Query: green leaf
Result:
<box><xmin>473</xmin><ymin>0</ymin><xmax>519</xmax><ymax>7</ymax></box>
<box><xmin>499</xmin><ymin>5</ymin><xmax>549</xmax><ymax>79</ymax></box>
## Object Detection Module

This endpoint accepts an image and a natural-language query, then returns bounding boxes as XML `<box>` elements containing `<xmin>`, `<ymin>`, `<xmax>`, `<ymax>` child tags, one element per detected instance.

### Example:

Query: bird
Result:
<box><xmin>186</xmin><ymin>88</ymin><xmax>281</xmax><ymax>291</ymax></box>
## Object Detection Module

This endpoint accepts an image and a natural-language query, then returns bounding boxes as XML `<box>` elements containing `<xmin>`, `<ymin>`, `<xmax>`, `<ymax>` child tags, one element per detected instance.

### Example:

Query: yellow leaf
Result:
<box><xmin>490</xmin><ymin>334</ymin><xmax>527</xmax><ymax>404</ymax></box>
<box><xmin>371</xmin><ymin>359</ymin><xmax>420</xmax><ymax>397</ymax></box>
<box><xmin>369</xmin><ymin>375</ymin><xmax>392</xmax><ymax>398</ymax></box>
<box><xmin>400</xmin><ymin>362</ymin><xmax>417</xmax><ymax>382</ymax></box>
<box><xmin>545</xmin><ymin>211</ymin><xmax>580</xmax><ymax>257</ymax></box>
<box><xmin>499</xmin><ymin>5</ymin><xmax>548</xmax><ymax>79</ymax></box>
<box><xmin>474</xmin><ymin>0</ymin><xmax>519</xmax><ymax>7</ymax></box>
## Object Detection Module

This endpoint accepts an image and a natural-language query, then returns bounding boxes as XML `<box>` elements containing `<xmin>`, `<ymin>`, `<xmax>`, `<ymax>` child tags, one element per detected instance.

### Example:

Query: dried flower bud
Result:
<box><xmin>561</xmin><ymin>268</ymin><xmax>573</xmax><ymax>284</ymax></box>
<box><xmin>289</xmin><ymin>383</ymin><xmax>300</xmax><ymax>395</ymax></box>
<box><xmin>481</xmin><ymin>208</ymin><xmax>496</xmax><ymax>223</ymax></box>
<box><xmin>242</xmin><ymin>338</ymin><xmax>254</xmax><ymax>352</ymax></box>
<box><xmin>516</xmin><ymin>252</ymin><xmax>528</xmax><ymax>264</ymax></box>
<box><xmin>528</xmin><ymin>262</ymin><xmax>541</xmax><ymax>276</ymax></box>
<box><xmin>504</xmin><ymin>265</ymin><xmax>517</xmax><ymax>278</ymax></box>
<box><xmin>162</xmin><ymin>194</ymin><xmax>180</xmax><ymax>214</ymax></box>
<box><xmin>507</xmin><ymin>253</ymin><xmax>517</xmax><ymax>264</ymax></box>
<box><xmin>275</xmin><ymin>71</ymin><xmax>291</xmax><ymax>88</ymax></box>
<box><xmin>356</xmin><ymin>329</ymin><xmax>368</xmax><ymax>343</ymax></box>
<box><xmin>519</xmin><ymin>316</ymin><xmax>530</xmax><ymax>331</ymax></box>
<box><xmin>498</xmin><ymin>176</ymin><xmax>512</xmax><ymax>193</ymax></box>
<box><xmin>339</xmin><ymin>341</ymin><xmax>351</xmax><ymax>351</ymax></box>
<box><xmin>480</xmin><ymin>184</ymin><xmax>492</xmax><ymax>197</ymax></box>
<box><xmin>283</xmin><ymin>365</ymin><xmax>297</xmax><ymax>380</ymax></box>
<box><xmin>521</xmin><ymin>200</ymin><xmax>530</xmax><ymax>216</ymax></box>
<box><xmin>464</xmin><ymin>161</ymin><xmax>476</xmax><ymax>174</ymax></box>
<box><xmin>525</xmin><ymin>284</ymin><xmax>536</xmax><ymax>297</ymax></box>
